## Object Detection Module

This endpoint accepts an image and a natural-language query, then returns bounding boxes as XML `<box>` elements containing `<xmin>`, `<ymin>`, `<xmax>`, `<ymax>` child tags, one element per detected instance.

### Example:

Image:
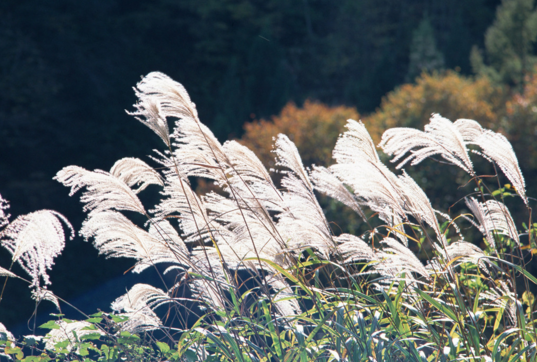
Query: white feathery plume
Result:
<box><xmin>44</xmin><ymin>320</ymin><xmax>105</xmax><ymax>351</ymax></box>
<box><xmin>397</xmin><ymin>171</ymin><xmax>444</xmax><ymax>243</ymax></box>
<box><xmin>80</xmin><ymin>211</ymin><xmax>189</xmax><ymax>273</ymax></box>
<box><xmin>455</xmin><ymin>119</ymin><xmax>527</xmax><ymax>204</ymax></box>
<box><xmin>330</xmin><ymin>161</ymin><xmax>408</xmax><ymax>244</ymax></box>
<box><xmin>379</xmin><ymin>114</ymin><xmax>475</xmax><ymax>175</ymax></box>
<box><xmin>153</xmin><ymin>175</ymin><xmax>212</xmax><ymax>245</ymax></box>
<box><xmin>481</xmin><ymin>280</ymin><xmax>517</xmax><ymax>328</ymax></box>
<box><xmin>189</xmin><ymin>247</ymin><xmax>231</xmax><ymax>310</ymax></box>
<box><xmin>170</xmin><ymin>117</ymin><xmax>229</xmax><ymax>183</ymax></box>
<box><xmin>264</xmin><ymin>273</ymin><xmax>301</xmax><ymax>317</ymax></box>
<box><xmin>110</xmin><ymin>157</ymin><xmax>164</xmax><ymax>193</ymax></box>
<box><xmin>333</xmin><ymin>119</ymin><xmax>380</xmax><ymax>164</ymax></box>
<box><xmin>148</xmin><ymin>218</ymin><xmax>189</xmax><ymax>256</ymax></box>
<box><xmin>330</xmin><ymin>122</ymin><xmax>411</xmax><ymax>243</ymax></box>
<box><xmin>0</xmin><ymin>267</ymin><xmax>17</xmax><ymax>279</ymax></box>
<box><xmin>129</xmin><ymin>72</ymin><xmax>199</xmax><ymax>146</ymax></box>
<box><xmin>310</xmin><ymin>166</ymin><xmax>367</xmax><ymax>222</ymax></box>
<box><xmin>335</xmin><ymin>234</ymin><xmax>376</xmax><ymax>264</ymax></box>
<box><xmin>375</xmin><ymin>238</ymin><xmax>429</xmax><ymax>280</ymax></box>
<box><xmin>0</xmin><ymin>194</ymin><xmax>10</xmax><ymax>228</ymax></box>
<box><xmin>439</xmin><ymin>241</ymin><xmax>490</xmax><ymax>271</ymax></box>
<box><xmin>273</xmin><ymin>134</ymin><xmax>313</xmax><ymax>188</ymax></box>
<box><xmin>201</xmin><ymin>191</ymin><xmax>289</xmax><ymax>270</ymax></box>
<box><xmin>222</xmin><ymin>140</ymin><xmax>284</xmax><ymax>214</ymax></box>
<box><xmin>465</xmin><ymin>198</ymin><xmax>519</xmax><ymax>250</ymax></box>
<box><xmin>0</xmin><ymin>210</ymin><xmax>72</xmax><ymax>287</ymax></box>
<box><xmin>55</xmin><ymin>166</ymin><xmax>146</xmax><ymax>215</ymax></box>
<box><xmin>445</xmin><ymin>241</ymin><xmax>485</xmax><ymax>259</ymax></box>
<box><xmin>274</xmin><ymin>135</ymin><xmax>335</xmax><ymax>258</ymax></box>
<box><xmin>111</xmin><ymin>283</ymin><xmax>169</xmax><ymax>333</ymax></box>
<box><xmin>31</xmin><ymin>286</ymin><xmax>60</xmax><ymax>310</ymax></box>
<box><xmin>0</xmin><ymin>323</ymin><xmax>14</xmax><ymax>343</ymax></box>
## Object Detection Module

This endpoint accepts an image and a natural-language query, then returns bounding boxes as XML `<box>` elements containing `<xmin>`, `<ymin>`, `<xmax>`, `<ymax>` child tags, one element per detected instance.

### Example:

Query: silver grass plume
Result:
<box><xmin>0</xmin><ymin>210</ymin><xmax>73</xmax><ymax>287</ymax></box>
<box><xmin>397</xmin><ymin>171</ymin><xmax>444</xmax><ymax>244</ymax></box>
<box><xmin>80</xmin><ymin>211</ymin><xmax>190</xmax><ymax>273</ymax></box>
<box><xmin>264</xmin><ymin>273</ymin><xmax>301</xmax><ymax>317</ymax></box>
<box><xmin>31</xmin><ymin>286</ymin><xmax>60</xmax><ymax>310</ymax></box>
<box><xmin>310</xmin><ymin>166</ymin><xmax>367</xmax><ymax>222</ymax></box>
<box><xmin>274</xmin><ymin>134</ymin><xmax>335</xmax><ymax>258</ymax></box>
<box><xmin>44</xmin><ymin>321</ymin><xmax>105</xmax><ymax>351</ymax></box>
<box><xmin>445</xmin><ymin>241</ymin><xmax>485</xmax><ymax>260</ymax></box>
<box><xmin>465</xmin><ymin>197</ymin><xmax>519</xmax><ymax>250</ymax></box>
<box><xmin>335</xmin><ymin>234</ymin><xmax>376</xmax><ymax>264</ymax></box>
<box><xmin>0</xmin><ymin>267</ymin><xmax>17</xmax><ymax>279</ymax></box>
<box><xmin>203</xmin><ymin>192</ymin><xmax>287</xmax><ymax>268</ymax></box>
<box><xmin>222</xmin><ymin>140</ymin><xmax>284</xmax><ymax>217</ymax></box>
<box><xmin>428</xmin><ymin>241</ymin><xmax>490</xmax><ymax>273</ymax></box>
<box><xmin>379</xmin><ymin>114</ymin><xmax>475</xmax><ymax>175</ymax></box>
<box><xmin>375</xmin><ymin>238</ymin><xmax>429</xmax><ymax>280</ymax></box>
<box><xmin>332</xmin><ymin>119</ymin><xmax>380</xmax><ymax>164</ymax></box>
<box><xmin>0</xmin><ymin>194</ymin><xmax>10</xmax><ymax>228</ymax></box>
<box><xmin>129</xmin><ymin>72</ymin><xmax>200</xmax><ymax>147</ymax></box>
<box><xmin>481</xmin><ymin>280</ymin><xmax>518</xmax><ymax>328</ymax></box>
<box><xmin>330</xmin><ymin>120</ymin><xmax>409</xmax><ymax>244</ymax></box>
<box><xmin>170</xmin><ymin>118</ymin><xmax>228</xmax><ymax>183</ymax></box>
<box><xmin>189</xmin><ymin>247</ymin><xmax>231</xmax><ymax>310</ymax></box>
<box><xmin>111</xmin><ymin>283</ymin><xmax>169</xmax><ymax>333</ymax></box>
<box><xmin>55</xmin><ymin>166</ymin><xmax>146</xmax><ymax>215</ymax></box>
<box><xmin>455</xmin><ymin>118</ymin><xmax>527</xmax><ymax>204</ymax></box>
<box><xmin>330</xmin><ymin>161</ymin><xmax>408</xmax><ymax>245</ymax></box>
<box><xmin>110</xmin><ymin>157</ymin><xmax>164</xmax><ymax>193</ymax></box>
<box><xmin>153</xmin><ymin>174</ymin><xmax>212</xmax><ymax>245</ymax></box>
<box><xmin>0</xmin><ymin>322</ymin><xmax>14</xmax><ymax>343</ymax></box>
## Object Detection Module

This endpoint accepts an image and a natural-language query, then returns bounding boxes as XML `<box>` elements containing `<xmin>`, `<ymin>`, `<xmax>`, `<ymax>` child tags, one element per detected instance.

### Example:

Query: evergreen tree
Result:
<box><xmin>406</xmin><ymin>16</ymin><xmax>445</xmax><ymax>82</ymax></box>
<box><xmin>471</xmin><ymin>0</ymin><xmax>537</xmax><ymax>87</ymax></box>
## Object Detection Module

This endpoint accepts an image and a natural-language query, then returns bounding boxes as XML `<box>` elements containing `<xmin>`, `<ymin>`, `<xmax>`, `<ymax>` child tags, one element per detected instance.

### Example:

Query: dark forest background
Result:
<box><xmin>0</xmin><ymin>0</ymin><xmax>517</xmax><ymax>336</ymax></box>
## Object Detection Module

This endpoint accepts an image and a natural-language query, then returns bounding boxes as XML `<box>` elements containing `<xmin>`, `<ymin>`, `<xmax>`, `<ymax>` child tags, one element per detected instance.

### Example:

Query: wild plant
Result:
<box><xmin>1</xmin><ymin>71</ymin><xmax>536</xmax><ymax>361</ymax></box>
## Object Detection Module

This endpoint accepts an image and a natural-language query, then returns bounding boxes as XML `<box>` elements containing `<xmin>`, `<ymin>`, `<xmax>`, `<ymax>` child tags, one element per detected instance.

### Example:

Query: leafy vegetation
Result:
<box><xmin>1</xmin><ymin>72</ymin><xmax>537</xmax><ymax>361</ymax></box>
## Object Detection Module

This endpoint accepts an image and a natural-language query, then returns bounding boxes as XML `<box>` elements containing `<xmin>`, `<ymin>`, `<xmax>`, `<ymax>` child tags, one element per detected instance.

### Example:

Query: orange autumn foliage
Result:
<box><xmin>241</xmin><ymin>100</ymin><xmax>361</xmax><ymax>168</ymax></box>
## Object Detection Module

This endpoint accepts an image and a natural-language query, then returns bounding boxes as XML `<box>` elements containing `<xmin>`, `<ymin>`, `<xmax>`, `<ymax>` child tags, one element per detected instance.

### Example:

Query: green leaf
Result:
<box><xmin>414</xmin><ymin>288</ymin><xmax>459</xmax><ymax>323</ymax></box>
<box><xmin>156</xmin><ymin>341</ymin><xmax>170</xmax><ymax>353</ymax></box>
<box><xmin>78</xmin><ymin>342</ymin><xmax>92</xmax><ymax>356</ymax></box>
<box><xmin>80</xmin><ymin>332</ymin><xmax>103</xmax><ymax>341</ymax></box>
<box><xmin>85</xmin><ymin>317</ymin><xmax>102</xmax><ymax>323</ymax></box>
<box><xmin>38</xmin><ymin>320</ymin><xmax>60</xmax><ymax>330</ymax></box>
<box><xmin>110</xmin><ymin>315</ymin><xmax>129</xmax><ymax>323</ymax></box>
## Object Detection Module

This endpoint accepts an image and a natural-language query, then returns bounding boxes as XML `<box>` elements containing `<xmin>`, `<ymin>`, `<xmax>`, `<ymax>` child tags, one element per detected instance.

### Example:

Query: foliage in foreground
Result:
<box><xmin>1</xmin><ymin>72</ymin><xmax>537</xmax><ymax>361</ymax></box>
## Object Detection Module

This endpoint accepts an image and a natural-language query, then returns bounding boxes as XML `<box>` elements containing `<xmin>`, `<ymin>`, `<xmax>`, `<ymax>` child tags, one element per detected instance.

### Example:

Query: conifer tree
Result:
<box><xmin>406</xmin><ymin>16</ymin><xmax>445</xmax><ymax>82</ymax></box>
<box><xmin>471</xmin><ymin>0</ymin><xmax>537</xmax><ymax>88</ymax></box>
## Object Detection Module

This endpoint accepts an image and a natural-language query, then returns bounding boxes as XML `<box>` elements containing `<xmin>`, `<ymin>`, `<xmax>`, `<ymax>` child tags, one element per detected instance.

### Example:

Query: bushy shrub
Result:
<box><xmin>1</xmin><ymin>72</ymin><xmax>536</xmax><ymax>361</ymax></box>
<box><xmin>241</xmin><ymin>100</ymin><xmax>360</xmax><ymax>168</ymax></box>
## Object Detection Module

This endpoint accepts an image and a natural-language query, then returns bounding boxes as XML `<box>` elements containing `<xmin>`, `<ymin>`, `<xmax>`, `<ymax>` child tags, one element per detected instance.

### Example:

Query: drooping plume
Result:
<box><xmin>379</xmin><ymin>114</ymin><xmax>475</xmax><ymax>175</ymax></box>
<box><xmin>455</xmin><ymin>118</ymin><xmax>527</xmax><ymax>204</ymax></box>
<box><xmin>333</xmin><ymin>119</ymin><xmax>380</xmax><ymax>164</ymax></box>
<box><xmin>274</xmin><ymin>134</ymin><xmax>335</xmax><ymax>258</ymax></box>
<box><xmin>0</xmin><ymin>210</ymin><xmax>72</xmax><ymax>287</ymax></box>
<box><xmin>129</xmin><ymin>72</ymin><xmax>199</xmax><ymax>146</ymax></box>
<box><xmin>465</xmin><ymin>197</ymin><xmax>520</xmax><ymax>250</ymax></box>
<box><xmin>55</xmin><ymin>166</ymin><xmax>146</xmax><ymax>215</ymax></box>
<box><xmin>111</xmin><ymin>283</ymin><xmax>169</xmax><ymax>333</ymax></box>
<box><xmin>110</xmin><ymin>157</ymin><xmax>164</xmax><ymax>193</ymax></box>
<box><xmin>80</xmin><ymin>211</ymin><xmax>190</xmax><ymax>273</ymax></box>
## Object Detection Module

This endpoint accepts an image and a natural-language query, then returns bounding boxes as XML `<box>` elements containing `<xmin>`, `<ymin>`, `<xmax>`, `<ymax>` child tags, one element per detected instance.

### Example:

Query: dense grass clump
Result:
<box><xmin>1</xmin><ymin>72</ymin><xmax>537</xmax><ymax>361</ymax></box>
